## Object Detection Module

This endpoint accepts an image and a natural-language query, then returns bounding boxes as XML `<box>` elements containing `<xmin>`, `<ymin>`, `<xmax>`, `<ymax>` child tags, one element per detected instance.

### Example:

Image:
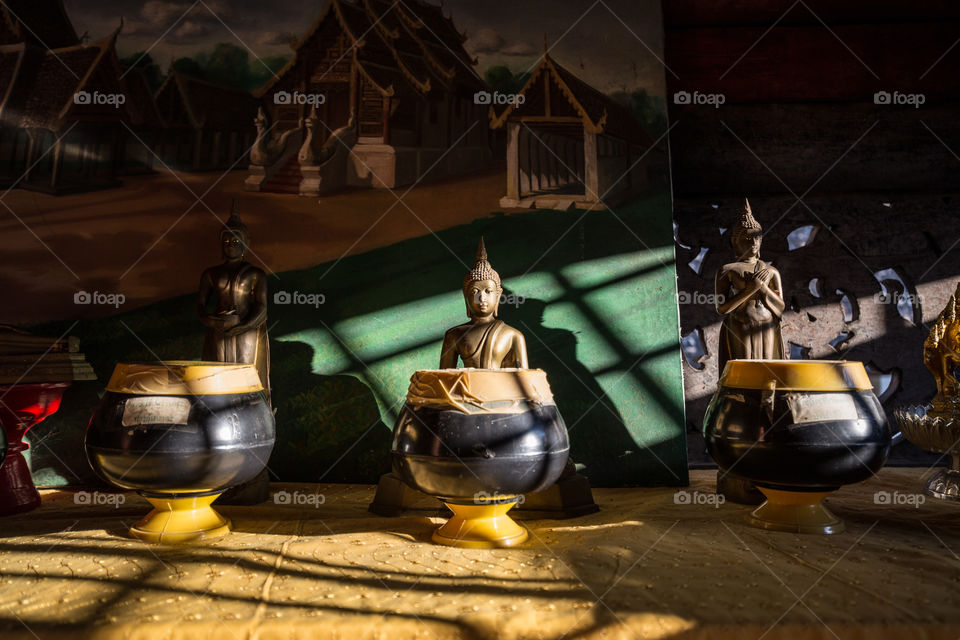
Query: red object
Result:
<box><xmin>0</xmin><ymin>382</ymin><xmax>70</xmax><ymax>515</ymax></box>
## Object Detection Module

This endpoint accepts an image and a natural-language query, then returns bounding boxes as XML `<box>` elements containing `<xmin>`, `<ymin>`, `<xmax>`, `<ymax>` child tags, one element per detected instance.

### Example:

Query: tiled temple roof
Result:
<box><xmin>490</xmin><ymin>53</ymin><xmax>654</xmax><ymax>147</ymax></box>
<box><xmin>256</xmin><ymin>0</ymin><xmax>485</xmax><ymax>99</ymax></box>
<box><xmin>156</xmin><ymin>71</ymin><xmax>260</xmax><ymax>130</ymax></box>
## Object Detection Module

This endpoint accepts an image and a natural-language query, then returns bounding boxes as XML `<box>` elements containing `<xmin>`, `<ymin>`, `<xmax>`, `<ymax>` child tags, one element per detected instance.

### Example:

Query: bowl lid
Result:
<box><xmin>407</xmin><ymin>368</ymin><xmax>555</xmax><ymax>413</ymax></box>
<box><xmin>720</xmin><ymin>359</ymin><xmax>873</xmax><ymax>391</ymax></box>
<box><xmin>107</xmin><ymin>361</ymin><xmax>263</xmax><ymax>395</ymax></box>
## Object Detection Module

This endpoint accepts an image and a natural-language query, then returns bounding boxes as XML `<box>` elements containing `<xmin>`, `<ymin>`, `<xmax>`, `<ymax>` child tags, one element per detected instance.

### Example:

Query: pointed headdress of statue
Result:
<box><xmin>462</xmin><ymin>238</ymin><xmax>502</xmax><ymax>318</ymax></box>
<box><xmin>731</xmin><ymin>198</ymin><xmax>763</xmax><ymax>246</ymax></box>
<box><xmin>463</xmin><ymin>237</ymin><xmax>501</xmax><ymax>290</ymax></box>
<box><xmin>221</xmin><ymin>200</ymin><xmax>249</xmax><ymax>246</ymax></box>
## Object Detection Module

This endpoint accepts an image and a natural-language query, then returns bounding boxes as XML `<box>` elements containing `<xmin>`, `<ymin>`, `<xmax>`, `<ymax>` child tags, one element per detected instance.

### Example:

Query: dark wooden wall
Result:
<box><xmin>664</xmin><ymin>0</ymin><xmax>960</xmax><ymax>196</ymax></box>
<box><xmin>664</xmin><ymin>1</ymin><xmax>960</xmax><ymax>465</ymax></box>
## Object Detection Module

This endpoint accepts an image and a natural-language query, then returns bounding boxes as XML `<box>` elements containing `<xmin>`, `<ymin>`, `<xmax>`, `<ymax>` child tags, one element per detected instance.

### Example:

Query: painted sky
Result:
<box><xmin>63</xmin><ymin>0</ymin><xmax>666</xmax><ymax>96</ymax></box>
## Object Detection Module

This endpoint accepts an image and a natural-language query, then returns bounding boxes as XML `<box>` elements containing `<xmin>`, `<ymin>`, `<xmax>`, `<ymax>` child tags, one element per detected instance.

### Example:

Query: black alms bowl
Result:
<box><xmin>85</xmin><ymin>361</ymin><xmax>275</xmax><ymax>495</ymax></box>
<box><xmin>391</xmin><ymin>368</ymin><xmax>569</xmax><ymax>500</ymax></box>
<box><xmin>703</xmin><ymin>360</ymin><xmax>890</xmax><ymax>492</ymax></box>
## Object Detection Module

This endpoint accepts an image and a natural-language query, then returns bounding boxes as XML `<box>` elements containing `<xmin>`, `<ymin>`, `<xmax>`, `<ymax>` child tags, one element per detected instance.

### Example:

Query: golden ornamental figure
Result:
<box><xmin>715</xmin><ymin>199</ymin><xmax>785</xmax><ymax>375</ymax></box>
<box><xmin>895</xmin><ymin>282</ymin><xmax>960</xmax><ymax>501</ymax></box>
<box><xmin>923</xmin><ymin>284</ymin><xmax>960</xmax><ymax>415</ymax></box>
<box><xmin>440</xmin><ymin>238</ymin><xmax>528</xmax><ymax>369</ymax></box>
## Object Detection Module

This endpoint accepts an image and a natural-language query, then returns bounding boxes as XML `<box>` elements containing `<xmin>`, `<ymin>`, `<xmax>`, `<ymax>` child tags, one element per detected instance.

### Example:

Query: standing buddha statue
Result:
<box><xmin>197</xmin><ymin>206</ymin><xmax>271</xmax><ymax>405</ymax></box>
<box><xmin>715</xmin><ymin>199</ymin><xmax>785</xmax><ymax>375</ymax></box>
<box><xmin>196</xmin><ymin>205</ymin><xmax>271</xmax><ymax>504</ymax></box>
<box><xmin>713</xmin><ymin>199</ymin><xmax>785</xmax><ymax>504</ymax></box>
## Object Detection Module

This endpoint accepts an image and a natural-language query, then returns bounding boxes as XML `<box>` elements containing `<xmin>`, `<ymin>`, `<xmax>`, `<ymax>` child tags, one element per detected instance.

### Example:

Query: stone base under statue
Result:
<box><xmin>369</xmin><ymin>470</ymin><xmax>599</xmax><ymax>520</ymax></box>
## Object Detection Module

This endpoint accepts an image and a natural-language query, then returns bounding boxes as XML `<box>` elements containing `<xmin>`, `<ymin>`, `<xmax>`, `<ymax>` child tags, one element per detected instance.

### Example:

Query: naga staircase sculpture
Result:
<box><xmin>245</xmin><ymin>105</ymin><xmax>357</xmax><ymax>196</ymax></box>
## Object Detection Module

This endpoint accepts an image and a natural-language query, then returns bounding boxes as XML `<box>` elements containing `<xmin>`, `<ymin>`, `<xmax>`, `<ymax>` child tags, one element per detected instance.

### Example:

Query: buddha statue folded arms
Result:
<box><xmin>196</xmin><ymin>204</ymin><xmax>272</xmax><ymax>504</ymax></box>
<box><xmin>712</xmin><ymin>199</ymin><xmax>786</xmax><ymax>505</ymax></box>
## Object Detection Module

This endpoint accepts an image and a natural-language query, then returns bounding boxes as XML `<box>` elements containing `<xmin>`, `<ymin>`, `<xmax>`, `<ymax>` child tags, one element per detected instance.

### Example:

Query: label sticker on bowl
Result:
<box><xmin>121</xmin><ymin>396</ymin><xmax>192</xmax><ymax>427</ymax></box>
<box><xmin>785</xmin><ymin>392</ymin><xmax>856</xmax><ymax>424</ymax></box>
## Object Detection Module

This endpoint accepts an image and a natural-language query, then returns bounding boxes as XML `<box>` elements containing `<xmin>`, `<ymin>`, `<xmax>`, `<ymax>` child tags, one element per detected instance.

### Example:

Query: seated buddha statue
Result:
<box><xmin>440</xmin><ymin>238</ymin><xmax>528</xmax><ymax>369</ymax></box>
<box><xmin>369</xmin><ymin>237</ymin><xmax>599</xmax><ymax>519</ymax></box>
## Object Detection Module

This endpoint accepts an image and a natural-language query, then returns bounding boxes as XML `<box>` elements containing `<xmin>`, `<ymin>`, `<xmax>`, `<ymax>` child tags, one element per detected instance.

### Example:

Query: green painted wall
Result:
<box><xmin>26</xmin><ymin>189</ymin><xmax>687</xmax><ymax>487</ymax></box>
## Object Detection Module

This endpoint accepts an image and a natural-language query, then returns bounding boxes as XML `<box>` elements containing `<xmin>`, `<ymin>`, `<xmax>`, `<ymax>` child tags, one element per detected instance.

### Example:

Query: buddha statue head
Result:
<box><xmin>731</xmin><ymin>198</ymin><xmax>763</xmax><ymax>260</ymax></box>
<box><xmin>221</xmin><ymin>203</ymin><xmax>248</xmax><ymax>262</ymax></box>
<box><xmin>462</xmin><ymin>238</ymin><xmax>502</xmax><ymax>320</ymax></box>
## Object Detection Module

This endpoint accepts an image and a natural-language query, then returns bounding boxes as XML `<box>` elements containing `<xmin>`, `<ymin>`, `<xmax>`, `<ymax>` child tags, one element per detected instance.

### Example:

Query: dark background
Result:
<box><xmin>664</xmin><ymin>0</ymin><xmax>960</xmax><ymax>465</ymax></box>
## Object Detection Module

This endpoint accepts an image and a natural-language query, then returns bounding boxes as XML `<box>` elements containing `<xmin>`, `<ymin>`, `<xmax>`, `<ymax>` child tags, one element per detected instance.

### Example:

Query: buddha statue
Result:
<box><xmin>712</xmin><ymin>199</ymin><xmax>785</xmax><ymax>505</ymax></box>
<box><xmin>715</xmin><ymin>199</ymin><xmax>785</xmax><ymax>375</ymax></box>
<box><xmin>370</xmin><ymin>237</ymin><xmax>598</xmax><ymax>519</ymax></box>
<box><xmin>196</xmin><ymin>206</ymin><xmax>272</xmax><ymax>505</ymax></box>
<box><xmin>440</xmin><ymin>238</ymin><xmax>528</xmax><ymax>369</ymax></box>
<box><xmin>197</xmin><ymin>206</ymin><xmax>271</xmax><ymax>405</ymax></box>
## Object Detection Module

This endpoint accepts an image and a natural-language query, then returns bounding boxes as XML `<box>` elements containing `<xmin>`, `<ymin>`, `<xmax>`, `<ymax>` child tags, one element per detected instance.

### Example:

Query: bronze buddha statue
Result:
<box><xmin>440</xmin><ymin>238</ymin><xmax>528</xmax><ymax>369</ymax></box>
<box><xmin>715</xmin><ymin>199</ymin><xmax>785</xmax><ymax>375</ymax></box>
<box><xmin>197</xmin><ymin>207</ymin><xmax>271</xmax><ymax>405</ymax></box>
<box><xmin>370</xmin><ymin>237</ymin><xmax>598</xmax><ymax>518</ymax></box>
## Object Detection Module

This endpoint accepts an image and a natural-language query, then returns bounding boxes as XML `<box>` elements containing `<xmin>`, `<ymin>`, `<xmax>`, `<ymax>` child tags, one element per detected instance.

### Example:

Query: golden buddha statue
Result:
<box><xmin>197</xmin><ymin>206</ymin><xmax>271</xmax><ymax>405</ymax></box>
<box><xmin>715</xmin><ymin>199</ymin><xmax>785</xmax><ymax>375</ymax></box>
<box><xmin>440</xmin><ymin>238</ymin><xmax>528</xmax><ymax>369</ymax></box>
<box><xmin>369</xmin><ymin>236</ymin><xmax>598</xmax><ymax>520</ymax></box>
<box><xmin>924</xmin><ymin>282</ymin><xmax>960</xmax><ymax>416</ymax></box>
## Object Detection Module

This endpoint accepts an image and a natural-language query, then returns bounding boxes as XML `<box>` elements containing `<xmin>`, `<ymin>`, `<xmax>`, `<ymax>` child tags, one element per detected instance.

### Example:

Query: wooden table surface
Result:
<box><xmin>0</xmin><ymin>468</ymin><xmax>958</xmax><ymax>639</ymax></box>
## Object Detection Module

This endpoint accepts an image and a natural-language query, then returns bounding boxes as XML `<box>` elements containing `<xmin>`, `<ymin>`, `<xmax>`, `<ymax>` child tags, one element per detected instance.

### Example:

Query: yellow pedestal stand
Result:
<box><xmin>130</xmin><ymin>494</ymin><xmax>232</xmax><ymax>544</ymax></box>
<box><xmin>433</xmin><ymin>498</ymin><xmax>528</xmax><ymax>548</ymax></box>
<box><xmin>749</xmin><ymin>487</ymin><xmax>845</xmax><ymax>535</ymax></box>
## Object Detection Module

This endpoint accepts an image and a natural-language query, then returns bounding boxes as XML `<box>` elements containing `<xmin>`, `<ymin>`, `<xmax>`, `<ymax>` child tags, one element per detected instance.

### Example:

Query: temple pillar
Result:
<box><xmin>529</xmin><ymin>131</ymin><xmax>541</xmax><ymax>193</ymax></box>
<box><xmin>519</xmin><ymin>126</ymin><xmax>530</xmax><ymax>196</ymax></box>
<box><xmin>499</xmin><ymin>122</ymin><xmax>521</xmax><ymax>208</ymax></box>
<box><xmin>505</xmin><ymin>122</ymin><xmax>519</xmax><ymax>200</ymax></box>
<box><xmin>583</xmin><ymin>128</ymin><xmax>599</xmax><ymax>203</ymax></box>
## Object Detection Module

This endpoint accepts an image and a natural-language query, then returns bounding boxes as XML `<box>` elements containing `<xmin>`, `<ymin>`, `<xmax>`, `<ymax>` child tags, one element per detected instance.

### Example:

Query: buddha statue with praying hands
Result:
<box><xmin>713</xmin><ymin>199</ymin><xmax>785</xmax><ymax>504</ymax></box>
<box><xmin>715</xmin><ymin>199</ymin><xmax>785</xmax><ymax>375</ymax></box>
<box><xmin>440</xmin><ymin>238</ymin><xmax>528</xmax><ymax>369</ymax></box>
